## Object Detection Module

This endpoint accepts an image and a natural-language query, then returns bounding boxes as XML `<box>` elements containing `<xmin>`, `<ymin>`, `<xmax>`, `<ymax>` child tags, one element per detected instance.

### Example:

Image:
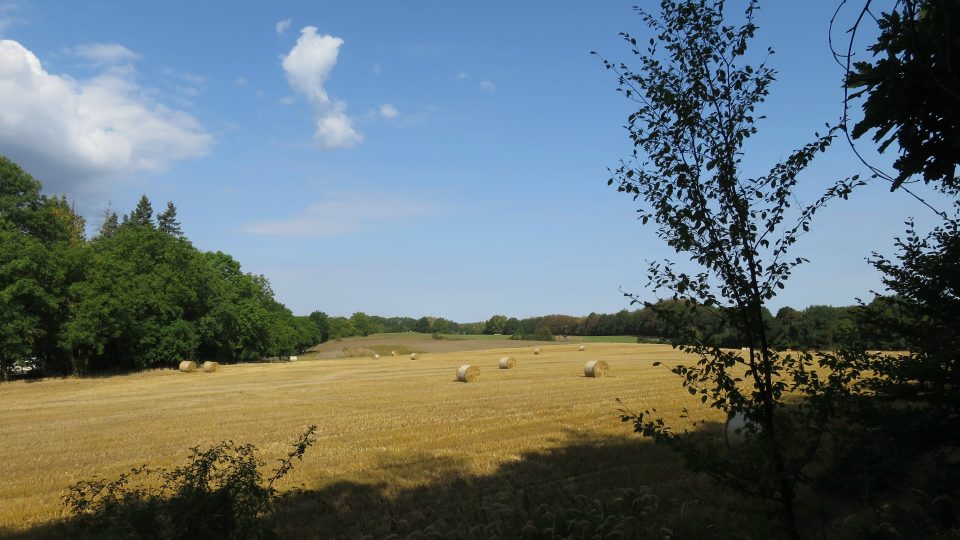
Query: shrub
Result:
<box><xmin>62</xmin><ymin>426</ymin><xmax>317</xmax><ymax>539</ymax></box>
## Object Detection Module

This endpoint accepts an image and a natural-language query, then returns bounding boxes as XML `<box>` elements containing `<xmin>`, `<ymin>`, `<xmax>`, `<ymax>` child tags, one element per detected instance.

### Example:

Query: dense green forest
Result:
<box><xmin>0</xmin><ymin>157</ymin><xmax>320</xmax><ymax>379</ymax></box>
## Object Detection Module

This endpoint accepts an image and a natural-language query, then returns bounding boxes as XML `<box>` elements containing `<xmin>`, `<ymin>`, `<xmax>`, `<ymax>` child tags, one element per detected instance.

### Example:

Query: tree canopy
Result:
<box><xmin>0</xmin><ymin>156</ymin><xmax>321</xmax><ymax>377</ymax></box>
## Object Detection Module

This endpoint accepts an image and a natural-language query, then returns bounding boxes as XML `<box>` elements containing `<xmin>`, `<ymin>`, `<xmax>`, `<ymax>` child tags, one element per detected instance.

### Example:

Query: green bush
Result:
<box><xmin>62</xmin><ymin>426</ymin><xmax>317</xmax><ymax>539</ymax></box>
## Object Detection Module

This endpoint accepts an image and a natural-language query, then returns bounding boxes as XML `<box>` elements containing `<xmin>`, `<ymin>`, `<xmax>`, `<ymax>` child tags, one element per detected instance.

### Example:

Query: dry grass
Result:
<box><xmin>0</xmin><ymin>342</ymin><xmax>718</xmax><ymax>533</ymax></box>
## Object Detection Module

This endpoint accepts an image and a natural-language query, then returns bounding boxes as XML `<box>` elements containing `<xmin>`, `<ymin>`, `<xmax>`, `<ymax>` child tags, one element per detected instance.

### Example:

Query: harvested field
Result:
<box><xmin>0</xmin><ymin>342</ymin><xmax>730</xmax><ymax>537</ymax></box>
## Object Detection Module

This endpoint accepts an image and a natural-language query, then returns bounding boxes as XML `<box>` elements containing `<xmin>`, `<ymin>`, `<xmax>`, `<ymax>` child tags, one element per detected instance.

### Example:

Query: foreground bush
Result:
<box><xmin>62</xmin><ymin>426</ymin><xmax>317</xmax><ymax>539</ymax></box>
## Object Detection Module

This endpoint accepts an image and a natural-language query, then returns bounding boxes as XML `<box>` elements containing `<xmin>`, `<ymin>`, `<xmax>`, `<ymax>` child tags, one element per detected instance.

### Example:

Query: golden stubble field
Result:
<box><xmin>0</xmin><ymin>342</ymin><xmax>721</xmax><ymax>533</ymax></box>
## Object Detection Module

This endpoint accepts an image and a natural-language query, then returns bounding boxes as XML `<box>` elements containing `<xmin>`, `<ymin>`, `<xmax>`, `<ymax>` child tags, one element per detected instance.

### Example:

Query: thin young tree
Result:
<box><xmin>596</xmin><ymin>1</ymin><xmax>862</xmax><ymax>536</ymax></box>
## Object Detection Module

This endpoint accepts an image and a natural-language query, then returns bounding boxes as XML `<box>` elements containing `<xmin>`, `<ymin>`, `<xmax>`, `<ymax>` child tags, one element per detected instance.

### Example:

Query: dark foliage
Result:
<box><xmin>846</xmin><ymin>0</ymin><xmax>960</xmax><ymax>191</ymax></box>
<box><xmin>61</xmin><ymin>426</ymin><xmax>317</xmax><ymax>539</ymax></box>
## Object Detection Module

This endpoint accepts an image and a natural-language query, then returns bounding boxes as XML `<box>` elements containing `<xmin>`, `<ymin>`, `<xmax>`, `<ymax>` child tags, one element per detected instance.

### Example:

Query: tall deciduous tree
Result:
<box><xmin>597</xmin><ymin>1</ymin><xmax>861</xmax><ymax>536</ymax></box>
<box><xmin>0</xmin><ymin>231</ymin><xmax>53</xmax><ymax>380</ymax></box>
<box><xmin>308</xmin><ymin>311</ymin><xmax>330</xmax><ymax>343</ymax></box>
<box><xmin>482</xmin><ymin>314</ymin><xmax>508</xmax><ymax>334</ymax></box>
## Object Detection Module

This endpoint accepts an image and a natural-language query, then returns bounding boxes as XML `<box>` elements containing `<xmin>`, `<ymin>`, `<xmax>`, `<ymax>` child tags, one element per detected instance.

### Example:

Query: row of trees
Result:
<box><xmin>0</xmin><ymin>157</ymin><xmax>321</xmax><ymax>378</ymax></box>
<box><xmin>304</xmin><ymin>312</ymin><xmax>490</xmax><ymax>341</ymax></box>
<box><xmin>485</xmin><ymin>301</ymin><xmax>903</xmax><ymax>349</ymax></box>
<box><xmin>304</xmin><ymin>300</ymin><xmax>901</xmax><ymax>351</ymax></box>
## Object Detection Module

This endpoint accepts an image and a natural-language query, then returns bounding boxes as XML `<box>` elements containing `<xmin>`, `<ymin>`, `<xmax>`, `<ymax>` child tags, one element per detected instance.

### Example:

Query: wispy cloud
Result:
<box><xmin>456</xmin><ymin>72</ymin><xmax>469</xmax><ymax>80</ymax></box>
<box><xmin>281</xmin><ymin>26</ymin><xmax>361</xmax><ymax>149</ymax></box>
<box><xmin>155</xmin><ymin>66</ymin><xmax>209</xmax><ymax>106</ymax></box>
<box><xmin>378</xmin><ymin>103</ymin><xmax>399</xmax><ymax>119</ymax></box>
<box><xmin>275</xmin><ymin>18</ymin><xmax>292</xmax><ymax>34</ymax></box>
<box><xmin>161</xmin><ymin>66</ymin><xmax>206</xmax><ymax>86</ymax></box>
<box><xmin>67</xmin><ymin>42</ymin><xmax>140</xmax><ymax>65</ymax></box>
<box><xmin>241</xmin><ymin>192</ymin><xmax>435</xmax><ymax>238</ymax></box>
<box><xmin>233</xmin><ymin>77</ymin><xmax>248</xmax><ymax>86</ymax></box>
<box><xmin>479</xmin><ymin>80</ymin><xmax>495</xmax><ymax>92</ymax></box>
<box><xmin>0</xmin><ymin>1</ymin><xmax>22</xmax><ymax>35</ymax></box>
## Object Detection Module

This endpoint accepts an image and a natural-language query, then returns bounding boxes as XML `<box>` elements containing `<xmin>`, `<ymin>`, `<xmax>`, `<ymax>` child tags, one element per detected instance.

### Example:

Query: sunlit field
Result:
<box><xmin>0</xmin><ymin>341</ymin><xmax>737</xmax><ymax>537</ymax></box>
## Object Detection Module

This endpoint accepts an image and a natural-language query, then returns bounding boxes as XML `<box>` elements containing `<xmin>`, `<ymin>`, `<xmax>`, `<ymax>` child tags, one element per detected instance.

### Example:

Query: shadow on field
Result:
<box><xmin>265</xmin><ymin>426</ymin><xmax>774</xmax><ymax>539</ymax></box>
<box><xmin>5</xmin><ymin>423</ymin><xmax>782</xmax><ymax>539</ymax></box>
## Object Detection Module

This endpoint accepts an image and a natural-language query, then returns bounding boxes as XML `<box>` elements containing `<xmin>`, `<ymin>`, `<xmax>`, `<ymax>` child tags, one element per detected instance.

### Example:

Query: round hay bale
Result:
<box><xmin>584</xmin><ymin>360</ymin><xmax>609</xmax><ymax>378</ymax></box>
<box><xmin>202</xmin><ymin>361</ymin><xmax>219</xmax><ymax>373</ymax></box>
<box><xmin>178</xmin><ymin>361</ymin><xmax>197</xmax><ymax>373</ymax></box>
<box><xmin>533</xmin><ymin>348</ymin><xmax>541</xmax><ymax>355</ymax></box>
<box><xmin>724</xmin><ymin>411</ymin><xmax>759</xmax><ymax>450</ymax></box>
<box><xmin>410</xmin><ymin>353</ymin><xmax>418</xmax><ymax>360</ymax></box>
<box><xmin>498</xmin><ymin>356</ymin><xmax>516</xmax><ymax>369</ymax></box>
<box><xmin>578</xmin><ymin>345</ymin><xmax>586</xmax><ymax>351</ymax></box>
<box><xmin>391</xmin><ymin>350</ymin><xmax>397</xmax><ymax>356</ymax></box>
<box><xmin>373</xmin><ymin>354</ymin><xmax>380</xmax><ymax>359</ymax></box>
<box><xmin>289</xmin><ymin>355</ymin><xmax>298</xmax><ymax>361</ymax></box>
<box><xmin>457</xmin><ymin>365</ymin><xmax>480</xmax><ymax>382</ymax></box>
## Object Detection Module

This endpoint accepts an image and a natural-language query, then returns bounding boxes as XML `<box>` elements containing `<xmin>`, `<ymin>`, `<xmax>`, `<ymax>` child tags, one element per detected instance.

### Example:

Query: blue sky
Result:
<box><xmin>0</xmin><ymin>1</ymin><xmax>949</xmax><ymax>321</ymax></box>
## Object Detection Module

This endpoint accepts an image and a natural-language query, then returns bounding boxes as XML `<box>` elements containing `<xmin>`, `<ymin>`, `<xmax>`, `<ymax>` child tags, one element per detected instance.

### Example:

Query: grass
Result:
<box><xmin>0</xmin><ymin>342</ymin><xmax>759</xmax><ymax>537</ymax></box>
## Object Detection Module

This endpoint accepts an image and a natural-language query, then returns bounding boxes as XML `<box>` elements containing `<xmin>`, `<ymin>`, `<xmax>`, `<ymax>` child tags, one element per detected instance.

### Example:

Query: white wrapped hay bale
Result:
<box><xmin>584</xmin><ymin>360</ymin><xmax>609</xmax><ymax>378</ymax></box>
<box><xmin>498</xmin><ymin>356</ymin><xmax>516</xmax><ymax>369</ymax></box>
<box><xmin>578</xmin><ymin>345</ymin><xmax>586</xmax><ymax>351</ymax></box>
<box><xmin>724</xmin><ymin>411</ymin><xmax>759</xmax><ymax>450</ymax></box>
<box><xmin>410</xmin><ymin>353</ymin><xmax>418</xmax><ymax>360</ymax></box>
<box><xmin>178</xmin><ymin>361</ymin><xmax>197</xmax><ymax>373</ymax></box>
<box><xmin>202</xmin><ymin>361</ymin><xmax>219</xmax><ymax>373</ymax></box>
<box><xmin>457</xmin><ymin>365</ymin><xmax>480</xmax><ymax>382</ymax></box>
<box><xmin>289</xmin><ymin>355</ymin><xmax>298</xmax><ymax>361</ymax></box>
<box><xmin>533</xmin><ymin>348</ymin><xmax>541</xmax><ymax>355</ymax></box>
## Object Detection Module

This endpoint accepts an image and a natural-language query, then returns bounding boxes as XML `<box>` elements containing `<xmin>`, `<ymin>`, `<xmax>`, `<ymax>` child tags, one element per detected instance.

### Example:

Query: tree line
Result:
<box><xmin>0</xmin><ymin>157</ymin><xmax>321</xmax><ymax>379</ymax></box>
<box><xmin>308</xmin><ymin>299</ymin><xmax>904</xmax><ymax>351</ymax></box>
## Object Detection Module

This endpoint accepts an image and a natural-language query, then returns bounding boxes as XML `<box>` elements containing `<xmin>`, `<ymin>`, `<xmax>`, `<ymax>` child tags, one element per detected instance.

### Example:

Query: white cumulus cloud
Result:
<box><xmin>0</xmin><ymin>39</ymin><xmax>213</xmax><ymax>194</ymax></box>
<box><xmin>275</xmin><ymin>18</ymin><xmax>291</xmax><ymax>34</ymax></box>
<box><xmin>240</xmin><ymin>192</ymin><xmax>433</xmax><ymax>238</ymax></box>
<box><xmin>379</xmin><ymin>103</ymin><xmax>398</xmax><ymax>119</ymax></box>
<box><xmin>281</xmin><ymin>26</ymin><xmax>361</xmax><ymax>149</ymax></box>
<box><xmin>68</xmin><ymin>42</ymin><xmax>140</xmax><ymax>65</ymax></box>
